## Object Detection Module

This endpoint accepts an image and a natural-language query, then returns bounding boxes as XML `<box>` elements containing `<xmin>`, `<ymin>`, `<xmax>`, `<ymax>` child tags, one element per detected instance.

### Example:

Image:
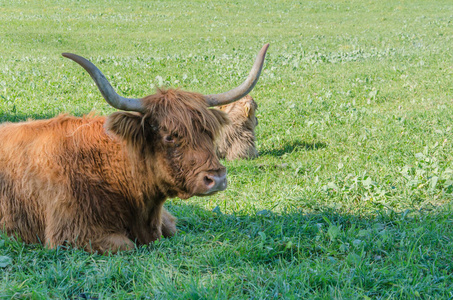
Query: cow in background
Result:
<box><xmin>217</xmin><ymin>95</ymin><xmax>259</xmax><ymax>160</ymax></box>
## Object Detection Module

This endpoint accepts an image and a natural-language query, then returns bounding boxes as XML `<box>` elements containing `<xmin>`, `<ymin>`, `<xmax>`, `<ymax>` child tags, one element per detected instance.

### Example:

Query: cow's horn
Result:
<box><xmin>204</xmin><ymin>43</ymin><xmax>269</xmax><ymax>107</ymax></box>
<box><xmin>62</xmin><ymin>53</ymin><xmax>145</xmax><ymax>113</ymax></box>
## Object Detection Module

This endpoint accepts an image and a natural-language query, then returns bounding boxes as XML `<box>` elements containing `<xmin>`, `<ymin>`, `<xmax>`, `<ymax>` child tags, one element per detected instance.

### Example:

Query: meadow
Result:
<box><xmin>1</xmin><ymin>0</ymin><xmax>453</xmax><ymax>298</ymax></box>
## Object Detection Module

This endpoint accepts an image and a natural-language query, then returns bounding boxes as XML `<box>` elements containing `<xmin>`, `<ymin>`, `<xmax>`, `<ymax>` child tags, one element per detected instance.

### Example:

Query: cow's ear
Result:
<box><xmin>105</xmin><ymin>112</ymin><xmax>147</xmax><ymax>143</ymax></box>
<box><xmin>243</xmin><ymin>102</ymin><xmax>252</xmax><ymax>117</ymax></box>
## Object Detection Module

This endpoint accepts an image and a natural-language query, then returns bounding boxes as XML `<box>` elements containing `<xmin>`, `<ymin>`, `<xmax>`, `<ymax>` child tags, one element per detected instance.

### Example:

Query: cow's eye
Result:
<box><xmin>164</xmin><ymin>135</ymin><xmax>175</xmax><ymax>143</ymax></box>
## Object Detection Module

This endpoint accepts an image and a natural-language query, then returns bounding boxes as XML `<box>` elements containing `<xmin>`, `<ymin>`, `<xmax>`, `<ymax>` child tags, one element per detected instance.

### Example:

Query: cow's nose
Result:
<box><xmin>203</xmin><ymin>172</ymin><xmax>227</xmax><ymax>193</ymax></box>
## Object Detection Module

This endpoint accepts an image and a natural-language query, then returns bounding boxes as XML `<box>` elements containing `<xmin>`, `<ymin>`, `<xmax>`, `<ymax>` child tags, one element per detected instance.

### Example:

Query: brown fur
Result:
<box><xmin>217</xmin><ymin>95</ymin><xmax>259</xmax><ymax>160</ymax></box>
<box><xmin>0</xmin><ymin>89</ymin><xmax>230</xmax><ymax>253</ymax></box>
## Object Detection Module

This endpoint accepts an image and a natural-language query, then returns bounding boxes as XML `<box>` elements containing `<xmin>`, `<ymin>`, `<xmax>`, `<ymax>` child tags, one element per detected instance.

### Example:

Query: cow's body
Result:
<box><xmin>217</xmin><ymin>95</ymin><xmax>259</xmax><ymax>160</ymax></box>
<box><xmin>0</xmin><ymin>44</ymin><xmax>268</xmax><ymax>253</ymax></box>
<box><xmin>0</xmin><ymin>91</ymin><xmax>226</xmax><ymax>252</ymax></box>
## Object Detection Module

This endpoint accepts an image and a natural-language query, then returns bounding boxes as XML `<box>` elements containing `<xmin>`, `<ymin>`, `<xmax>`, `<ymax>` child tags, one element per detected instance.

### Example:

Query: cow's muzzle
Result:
<box><xmin>198</xmin><ymin>170</ymin><xmax>227</xmax><ymax>195</ymax></box>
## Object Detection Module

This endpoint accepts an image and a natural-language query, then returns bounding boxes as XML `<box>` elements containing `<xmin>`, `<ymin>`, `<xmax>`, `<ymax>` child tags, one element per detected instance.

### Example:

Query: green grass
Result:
<box><xmin>1</xmin><ymin>0</ymin><xmax>453</xmax><ymax>298</ymax></box>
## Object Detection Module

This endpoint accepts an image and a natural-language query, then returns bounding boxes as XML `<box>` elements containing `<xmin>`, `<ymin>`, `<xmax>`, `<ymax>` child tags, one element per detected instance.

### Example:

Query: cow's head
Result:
<box><xmin>217</xmin><ymin>95</ymin><xmax>259</xmax><ymax>160</ymax></box>
<box><xmin>62</xmin><ymin>44</ymin><xmax>268</xmax><ymax>199</ymax></box>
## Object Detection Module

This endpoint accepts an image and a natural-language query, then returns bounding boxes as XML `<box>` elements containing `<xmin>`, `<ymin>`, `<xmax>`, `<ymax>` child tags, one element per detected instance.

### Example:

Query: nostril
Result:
<box><xmin>204</xmin><ymin>175</ymin><xmax>215</xmax><ymax>188</ymax></box>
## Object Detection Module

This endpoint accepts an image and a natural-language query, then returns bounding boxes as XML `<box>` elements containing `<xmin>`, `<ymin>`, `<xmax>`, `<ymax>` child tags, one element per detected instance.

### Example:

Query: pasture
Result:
<box><xmin>1</xmin><ymin>0</ymin><xmax>453</xmax><ymax>298</ymax></box>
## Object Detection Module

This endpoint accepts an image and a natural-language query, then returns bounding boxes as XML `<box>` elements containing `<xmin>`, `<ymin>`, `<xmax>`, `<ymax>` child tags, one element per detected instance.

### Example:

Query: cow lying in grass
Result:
<box><xmin>0</xmin><ymin>44</ymin><xmax>269</xmax><ymax>253</ymax></box>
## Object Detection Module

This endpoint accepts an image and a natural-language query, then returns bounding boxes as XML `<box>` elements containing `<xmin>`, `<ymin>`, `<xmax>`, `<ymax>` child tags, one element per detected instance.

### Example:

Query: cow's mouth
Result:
<box><xmin>196</xmin><ymin>190</ymin><xmax>221</xmax><ymax>197</ymax></box>
<box><xmin>178</xmin><ymin>187</ymin><xmax>225</xmax><ymax>199</ymax></box>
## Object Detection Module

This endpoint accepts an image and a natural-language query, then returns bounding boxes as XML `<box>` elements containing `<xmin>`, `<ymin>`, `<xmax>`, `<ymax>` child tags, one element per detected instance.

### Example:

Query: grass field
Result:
<box><xmin>1</xmin><ymin>0</ymin><xmax>453</xmax><ymax>298</ymax></box>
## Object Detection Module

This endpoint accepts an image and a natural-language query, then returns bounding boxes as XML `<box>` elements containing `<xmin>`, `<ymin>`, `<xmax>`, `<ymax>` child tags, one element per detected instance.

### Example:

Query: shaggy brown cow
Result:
<box><xmin>0</xmin><ymin>44</ymin><xmax>268</xmax><ymax>253</ymax></box>
<box><xmin>217</xmin><ymin>95</ymin><xmax>259</xmax><ymax>160</ymax></box>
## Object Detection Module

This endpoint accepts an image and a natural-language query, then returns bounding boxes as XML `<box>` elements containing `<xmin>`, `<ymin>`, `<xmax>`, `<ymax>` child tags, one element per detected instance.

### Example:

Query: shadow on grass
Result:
<box><xmin>167</xmin><ymin>202</ymin><xmax>439</xmax><ymax>239</ymax></box>
<box><xmin>1</xmin><ymin>201</ymin><xmax>452</xmax><ymax>299</ymax></box>
<box><xmin>162</xmin><ymin>201</ymin><xmax>453</xmax><ymax>280</ymax></box>
<box><xmin>260</xmin><ymin>139</ymin><xmax>327</xmax><ymax>157</ymax></box>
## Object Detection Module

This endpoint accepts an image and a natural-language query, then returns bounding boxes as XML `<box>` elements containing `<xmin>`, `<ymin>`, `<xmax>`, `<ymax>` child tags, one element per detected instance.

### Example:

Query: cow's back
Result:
<box><xmin>0</xmin><ymin>114</ymin><xmax>132</xmax><ymax>245</ymax></box>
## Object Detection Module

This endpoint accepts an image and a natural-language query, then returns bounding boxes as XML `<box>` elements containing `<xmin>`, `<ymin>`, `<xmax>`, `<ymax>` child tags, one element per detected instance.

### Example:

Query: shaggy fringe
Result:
<box><xmin>141</xmin><ymin>89</ymin><xmax>230</xmax><ymax>147</ymax></box>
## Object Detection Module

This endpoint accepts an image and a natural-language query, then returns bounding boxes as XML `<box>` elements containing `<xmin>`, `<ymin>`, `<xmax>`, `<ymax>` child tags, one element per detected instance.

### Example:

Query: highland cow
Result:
<box><xmin>0</xmin><ymin>44</ymin><xmax>269</xmax><ymax>253</ymax></box>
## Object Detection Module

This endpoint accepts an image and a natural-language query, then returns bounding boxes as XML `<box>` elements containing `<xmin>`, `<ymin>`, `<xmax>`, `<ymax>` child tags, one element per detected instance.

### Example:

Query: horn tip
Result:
<box><xmin>62</xmin><ymin>53</ymin><xmax>79</xmax><ymax>61</ymax></box>
<box><xmin>260</xmin><ymin>44</ymin><xmax>270</xmax><ymax>57</ymax></box>
<box><xmin>62</xmin><ymin>53</ymin><xmax>82</xmax><ymax>61</ymax></box>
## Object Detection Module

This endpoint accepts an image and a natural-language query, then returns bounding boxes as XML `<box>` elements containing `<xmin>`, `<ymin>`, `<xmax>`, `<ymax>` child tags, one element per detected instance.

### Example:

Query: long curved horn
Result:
<box><xmin>62</xmin><ymin>53</ymin><xmax>145</xmax><ymax>113</ymax></box>
<box><xmin>204</xmin><ymin>43</ymin><xmax>269</xmax><ymax>107</ymax></box>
